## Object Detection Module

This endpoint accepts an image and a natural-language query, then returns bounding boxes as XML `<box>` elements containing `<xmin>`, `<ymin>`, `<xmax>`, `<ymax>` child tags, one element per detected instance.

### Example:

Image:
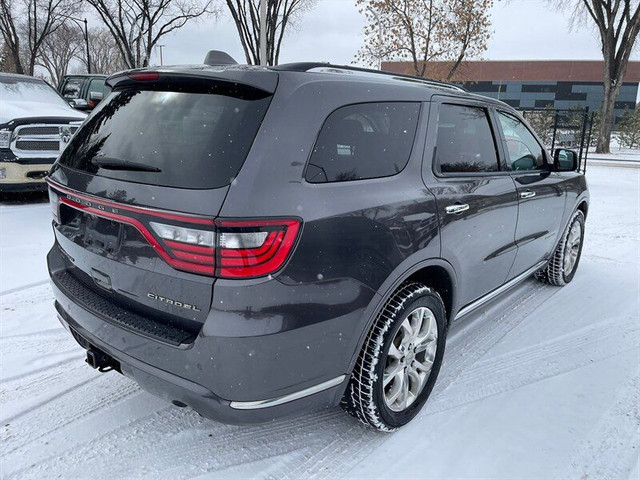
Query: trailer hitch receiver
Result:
<box><xmin>86</xmin><ymin>347</ymin><xmax>119</xmax><ymax>373</ymax></box>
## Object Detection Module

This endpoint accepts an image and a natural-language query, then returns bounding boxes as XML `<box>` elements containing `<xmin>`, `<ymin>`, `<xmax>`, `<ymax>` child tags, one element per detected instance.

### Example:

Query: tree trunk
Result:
<box><xmin>596</xmin><ymin>82</ymin><xmax>619</xmax><ymax>153</ymax></box>
<box><xmin>10</xmin><ymin>49</ymin><xmax>24</xmax><ymax>74</ymax></box>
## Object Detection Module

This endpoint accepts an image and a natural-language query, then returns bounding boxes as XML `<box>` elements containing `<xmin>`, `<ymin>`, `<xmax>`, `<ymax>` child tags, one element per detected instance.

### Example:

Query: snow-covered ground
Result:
<box><xmin>588</xmin><ymin>147</ymin><xmax>640</xmax><ymax>165</ymax></box>
<box><xmin>1</xmin><ymin>165</ymin><xmax>639</xmax><ymax>480</ymax></box>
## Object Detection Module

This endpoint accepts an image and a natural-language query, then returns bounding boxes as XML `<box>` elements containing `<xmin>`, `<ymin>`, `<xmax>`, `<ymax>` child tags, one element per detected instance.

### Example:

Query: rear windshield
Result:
<box><xmin>57</xmin><ymin>86</ymin><xmax>271</xmax><ymax>189</ymax></box>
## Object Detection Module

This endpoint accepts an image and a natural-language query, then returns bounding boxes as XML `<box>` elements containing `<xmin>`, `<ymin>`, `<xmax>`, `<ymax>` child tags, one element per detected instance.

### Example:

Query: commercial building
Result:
<box><xmin>381</xmin><ymin>60</ymin><xmax>640</xmax><ymax>123</ymax></box>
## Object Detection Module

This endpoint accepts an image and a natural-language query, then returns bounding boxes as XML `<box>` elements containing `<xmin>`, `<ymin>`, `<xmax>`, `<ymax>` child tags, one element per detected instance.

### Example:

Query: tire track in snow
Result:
<box><xmin>6</xmin><ymin>407</ymin><xmax>352</xmax><ymax>480</ymax></box>
<box><xmin>266</xmin><ymin>281</ymin><xmax>560</xmax><ymax>480</ymax></box>
<box><xmin>0</xmin><ymin>279</ymin><xmax>50</xmax><ymax>297</ymax></box>
<box><xmin>1</xmin><ymin>327</ymin><xmax>62</xmax><ymax>341</ymax></box>
<box><xmin>0</xmin><ymin>329</ymin><xmax>82</xmax><ymax>383</ymax></box>
<box><xmin>1</xmin><ymin>372</ymin><xmax>139</xmax><ymax>456</ymax></box>
<box><xmin>1</xmin><ymin>352</ymin><xmax>84</xmax><ymax>383</ymax></box>
<box><xmin>422</xmin><ymin>315</ymin><xmax>640</xmax><ymax>416</ymax></box>
<box><xmin>0</xmin><ymin>360</ymin><xmax>98</xmax><ymax>423</ymax></box>
<box><xmin>433</xmin><ymin>280</ymin><xmax>554</xmax><ymax>394</ymax></box>
<box><xmin>557</xmin><ymin>371</ymin><xmax>640</xmax><ymax>480</ymax></box>
<box><xmin>271</xmin><ymin>421</ymin><xmax>383</xmax><ymax>480</ymax></box>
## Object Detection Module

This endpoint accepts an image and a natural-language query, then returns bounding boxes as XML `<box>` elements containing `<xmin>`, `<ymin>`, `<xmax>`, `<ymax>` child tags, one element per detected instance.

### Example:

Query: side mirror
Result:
<box><xmin>70</xmin><ymin>98</ymin><xmax>89</xmax><ymax>110</ymax></box>
<box><xmin>554</xmin><ymin>148</ymin><xmax>578</xmax><ymax>172</ymax></box>
<box><xmin>88</xmin><ymin>91</ymin><xmax>104</xmax><ymax>109</ymax></box>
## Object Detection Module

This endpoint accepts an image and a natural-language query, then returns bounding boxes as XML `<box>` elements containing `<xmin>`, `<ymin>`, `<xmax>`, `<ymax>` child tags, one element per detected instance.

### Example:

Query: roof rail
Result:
<box><xmin>273</xmin><ymin>62</ymin><xmax>465</xmax><ymax>92</ymax></box>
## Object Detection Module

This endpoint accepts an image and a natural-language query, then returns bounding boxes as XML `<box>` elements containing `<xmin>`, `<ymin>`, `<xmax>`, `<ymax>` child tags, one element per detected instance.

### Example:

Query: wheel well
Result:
<box><xmin>405</xmin><ymin>265</ymin><xmax>454</xmax><ymax>322</ymax></box>
<box><xmin>577</xmin><ymin>201</ymin><xmax>588</xmax><ymax>219</ymax></box>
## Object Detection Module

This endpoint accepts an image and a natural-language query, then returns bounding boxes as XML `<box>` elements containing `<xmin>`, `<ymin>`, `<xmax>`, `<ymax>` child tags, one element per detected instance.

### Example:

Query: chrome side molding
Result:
<box><xmin>454</xmin><ymin>260</ymin><xmax>547</xmax><ymax>320</ymax></box>
<box><xmin>229</xmin><ymin>375</ymin><xmax>346</xmax><ymax>410</ymax></box>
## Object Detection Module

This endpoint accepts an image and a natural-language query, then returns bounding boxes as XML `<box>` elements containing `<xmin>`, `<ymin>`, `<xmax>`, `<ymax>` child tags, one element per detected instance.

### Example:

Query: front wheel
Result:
<box><xmin>536</xmin><ymin>209</ymin><xmax>585</xmax><ymax>286</ymax></box>
<box><xmin>341</xmin><ymin>282</ymin><xmax>446</xmax><ymax>431</ymax></box>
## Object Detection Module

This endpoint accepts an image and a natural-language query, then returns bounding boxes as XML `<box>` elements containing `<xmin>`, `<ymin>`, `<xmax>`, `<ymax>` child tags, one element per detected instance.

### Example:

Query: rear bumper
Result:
<box><xmin>48</xmin><ymin>243</ymin><xmax>370</xmax><ymax>424</ymax></box>
<box><xmin>55</xmin><ymin>303</ymin><xmax>346</xmax><ymax>424</ymax></box>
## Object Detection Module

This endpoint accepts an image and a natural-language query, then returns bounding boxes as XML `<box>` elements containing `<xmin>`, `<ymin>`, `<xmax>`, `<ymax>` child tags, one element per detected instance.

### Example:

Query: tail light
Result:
<box><xmin>128</xmin><ymin>72</ymin><xmax>160</xmax><ymax>82</ymax></box>
<box><xmin>216</xmin><ymin>219</ymin><xmax>301</xmax><ymax>279</ymax></box>
<box><xmin>150</xmin><ymin>222</ymin><xmax>215</xmax><ymax>275</ymax></box>
<box><xmin>48</xmin><ymin>181</ymin><xmax>301</xmax><ymax>279</ymax></box>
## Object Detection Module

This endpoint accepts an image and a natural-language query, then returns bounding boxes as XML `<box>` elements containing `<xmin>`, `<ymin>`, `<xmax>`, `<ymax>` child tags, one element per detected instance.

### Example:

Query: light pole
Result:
<box><xmin>83</xmin><ymin>18</ymin><xmax>90</xmax><ymax>74</ymax></box>
<box><xmin>366</xmin><ymin>6</ymin><xmax>383</xmax><ymax>70</ymax></box>
<box><xmin>61</xmin><ymin>15</ymin><xmax>91</xmax><ymax>74</ymax></box>
<box><xmin>158</xmin><ymin>45</ymin><xmax>165</xmax><ymax>66</ymax></box>
<box><xmin>259</xmin><ymin>0</ymin><xmax>267</xmax><ymax>66</ymax></box>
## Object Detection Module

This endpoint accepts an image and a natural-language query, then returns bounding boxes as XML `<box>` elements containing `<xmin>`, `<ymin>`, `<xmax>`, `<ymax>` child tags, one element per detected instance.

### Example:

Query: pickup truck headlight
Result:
<box><xmin>0</xmin><ymin>130</ymin><xmax>10</xmax><ymax>149</ymax></box>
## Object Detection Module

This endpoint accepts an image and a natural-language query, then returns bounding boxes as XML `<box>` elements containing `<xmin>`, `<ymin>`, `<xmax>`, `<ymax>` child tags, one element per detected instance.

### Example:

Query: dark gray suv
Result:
<box><xmin>46</xmin><ymin>61</ymin><xmax>589</xmax><ymax>431</ymax></box>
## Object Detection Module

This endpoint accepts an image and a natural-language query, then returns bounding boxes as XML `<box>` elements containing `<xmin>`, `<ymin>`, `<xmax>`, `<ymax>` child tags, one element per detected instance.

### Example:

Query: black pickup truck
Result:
<box><xmin>58</xmin><ymin>74</ymin><xmax>109</xmax><ymax>111</ymax></box>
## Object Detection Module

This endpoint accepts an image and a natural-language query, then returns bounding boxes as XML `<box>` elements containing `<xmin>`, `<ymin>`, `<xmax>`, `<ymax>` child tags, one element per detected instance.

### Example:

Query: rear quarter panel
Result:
<box><xmin>210</xmin><ymin>75</ymin><xmax>443</xmax><ymax>397</ymax></box>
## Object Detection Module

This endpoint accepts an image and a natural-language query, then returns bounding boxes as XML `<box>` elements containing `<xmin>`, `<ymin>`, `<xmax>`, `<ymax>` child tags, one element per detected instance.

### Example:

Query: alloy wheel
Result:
<box><xmin>383</xmin><ymin>306</ymin><xmax>438</xmax><ymax>412</ymax></box>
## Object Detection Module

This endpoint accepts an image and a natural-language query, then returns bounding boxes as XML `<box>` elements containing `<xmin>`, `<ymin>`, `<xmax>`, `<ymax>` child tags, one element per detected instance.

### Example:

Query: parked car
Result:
<box><xmin>58</xmin><ymin>74</ymin><xmax>109</xmax><ymax>111</ymax></box>
<box><xmin>46</xmin><ymin>61</ymin><xmax>588</xmax><ymax>431</ymax></box>
<box><xmin>0</xmin><ymin>73</ymin><xmax>85</xmax><ymax>192</ymax></box>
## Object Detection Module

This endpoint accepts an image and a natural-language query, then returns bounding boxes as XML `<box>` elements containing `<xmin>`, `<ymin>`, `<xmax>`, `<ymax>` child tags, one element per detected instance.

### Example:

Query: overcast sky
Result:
<box><xmin>145</xmin><ymin>0</ymin><xmax>639</xmax><ymax>67</ymax></box>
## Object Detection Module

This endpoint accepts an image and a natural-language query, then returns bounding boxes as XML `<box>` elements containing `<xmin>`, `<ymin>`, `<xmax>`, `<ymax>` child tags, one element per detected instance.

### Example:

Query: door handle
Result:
<box><xmin>520</xmin><ymin>190</ymin><xmax>536</xmax><ymax>199</ymax></box>
<box><xmin>445</xmin><ymin>204</ymin><xmax>470</xmax><ymax>215</ymax></box>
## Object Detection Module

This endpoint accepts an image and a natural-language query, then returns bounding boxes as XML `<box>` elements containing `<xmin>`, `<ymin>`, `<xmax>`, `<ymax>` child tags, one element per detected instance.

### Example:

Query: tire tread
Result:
<box><xmin>341</xmin><ymin>282</ymin><xmax>443</xmax><ymax>432</ymax></box>
<box><xmin>536</xmin><ymin>210</ymin><xmax>585</xmax><ymax>286</ymax></box>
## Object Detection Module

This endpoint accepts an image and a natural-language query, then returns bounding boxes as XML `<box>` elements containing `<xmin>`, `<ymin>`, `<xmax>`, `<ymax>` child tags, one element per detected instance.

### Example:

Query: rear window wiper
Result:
<box><xmin>91</xmin><ymin>157</ymin><xmax>161</xmax><ymax>173</ymax></box>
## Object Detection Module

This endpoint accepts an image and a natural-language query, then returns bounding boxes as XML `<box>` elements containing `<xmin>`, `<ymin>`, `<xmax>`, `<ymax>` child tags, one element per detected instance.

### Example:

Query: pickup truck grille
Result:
<box><xmin>17</xmin><ymin>126</ymin><xmax>61</xmax><ymax>136</ymax></box>
<box><xmin>10</xmin><ymin>123</ymin><xmax>80</xmax><ymax>158</ymax></box>
<box><xmin>15</xmin><ymin>140</ymin><xmax>61</xmax><ymax>151</ymax></box>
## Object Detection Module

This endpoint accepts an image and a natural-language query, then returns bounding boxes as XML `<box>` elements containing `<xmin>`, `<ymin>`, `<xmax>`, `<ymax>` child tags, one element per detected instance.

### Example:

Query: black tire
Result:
<box><xmin>341</xmin><ymin>282</ymin><xmax>447</xmax><ymax>431</ymax></box>
<box><xmin>535</xmin><ymin>210</ymin><xmax>585</xmax><ymax>286</ymax></box>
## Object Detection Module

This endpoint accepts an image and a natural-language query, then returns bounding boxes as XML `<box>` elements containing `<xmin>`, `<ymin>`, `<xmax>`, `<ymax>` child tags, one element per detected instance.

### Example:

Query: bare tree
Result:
<box><xmin>74</xmin><ymin>27</ymin><xmax>127</xmax><ymax>75</ymax></box>
<box><xmin>0</xmin><ymin>0</ymin><xmax>24</xmax><ymax>73</ymax></box>
<box><xmin>559</xmin><ymin>0</ymin><xmax>640</xmax><ymax>153</ymax></box>
<box><xmin>37</xmin><ymin>22</ymin><xmax>82</xmax><ymax>84</ymax></box>
<box><xmin>0</xmin><ymin>38</ymin><xmax>8</xmax><ymax>71</ymax></box>
<box><xmin>0</xmin><ymin>0</ymin><xmax>81</xmax><ymax>75</ymax></box>
<box><xmin>86</xmin><ymin>0</ymin><xmax>217</xmax><ymax>69</ymax></box>
<box><xmin>356</xmin><ymin>0</ymin><xmax>492</xmax><ymax>80</ymax></box>
<box><xmin>224</xmin><ymin>0</ymin><xmax>317</xmax><ymax>66</ymax></box>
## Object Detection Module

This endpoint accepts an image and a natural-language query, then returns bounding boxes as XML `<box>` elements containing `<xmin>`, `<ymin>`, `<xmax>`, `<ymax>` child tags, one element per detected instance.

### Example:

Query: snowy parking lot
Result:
<box><xmin>1</xmin><ymin>164</ymin><xmax>638</xmax><ymax>480</ymax></box>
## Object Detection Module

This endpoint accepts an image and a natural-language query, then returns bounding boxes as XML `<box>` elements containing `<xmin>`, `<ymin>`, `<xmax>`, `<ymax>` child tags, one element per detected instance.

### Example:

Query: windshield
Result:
<box><xmin>57</xmin><ymin>86</ymin><xmax>272</xmax><ymax>189</ymax></box>
<box><xmin>0</xmin><ymin>77</ymin><xmax>70</xmax><ymax>107</ymax></box>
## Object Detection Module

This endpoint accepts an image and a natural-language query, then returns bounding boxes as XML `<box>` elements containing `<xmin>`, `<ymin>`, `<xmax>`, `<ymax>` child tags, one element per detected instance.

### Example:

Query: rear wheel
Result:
<box><xmin>535</xmin><ymin>210</ymin><xmax>585</xmax><ymax>286</ymax></box>
<box><xmin>341</xmin><ymin>282</ymin><xmax>446</xmax><ymax>431</ymax></box>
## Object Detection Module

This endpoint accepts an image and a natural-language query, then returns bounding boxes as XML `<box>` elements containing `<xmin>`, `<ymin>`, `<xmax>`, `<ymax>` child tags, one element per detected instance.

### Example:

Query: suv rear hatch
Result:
<box><xmin>47</xmin><ymin>68</ymin><xmax>277</xmax><ymax>344</ymax></box>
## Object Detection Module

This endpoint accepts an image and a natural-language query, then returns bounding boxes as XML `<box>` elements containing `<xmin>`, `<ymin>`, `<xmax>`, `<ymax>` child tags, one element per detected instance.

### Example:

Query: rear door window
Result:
<box><xmin>305</xmin><ymin>102</ymin><xmax>420</xmax><ymax>183</ymax></box>
<box><xmin>57</xmin><ymin>86</ymin><xmax>271</xmax><ymax>189</ymax></box>
<box><xmin>434</xmin><ymin>104</ymin><xmax>500</xmax><ymax>174</ymax></box>
<box><xmin>88</xmin><ymin>78</ymin><xmax>110</xmax><ymax>97</ymax></box>
<box><xmin>61</xmin><ymin>78</ymin><xmax>83</xmax><ymax>99</ymax></box>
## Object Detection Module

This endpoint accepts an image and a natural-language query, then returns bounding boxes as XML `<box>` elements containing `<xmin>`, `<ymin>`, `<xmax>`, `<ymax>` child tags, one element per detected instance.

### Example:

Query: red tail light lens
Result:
<box><xmin>216</xmin><ymin>219</ymin><xmax>301</xmax><ymax>279</ymax></box>
<box><xmin>128</xmin><ymin>72</ymin><xmax>159</xmax><ymax>82</ymax></box>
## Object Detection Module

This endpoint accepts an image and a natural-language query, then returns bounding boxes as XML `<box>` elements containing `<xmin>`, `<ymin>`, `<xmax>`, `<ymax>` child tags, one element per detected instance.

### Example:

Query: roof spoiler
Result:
<box><xmin>203</xmin><ymin>51</ymin><xmax>238</xmax><ymax>66</ymax></box>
